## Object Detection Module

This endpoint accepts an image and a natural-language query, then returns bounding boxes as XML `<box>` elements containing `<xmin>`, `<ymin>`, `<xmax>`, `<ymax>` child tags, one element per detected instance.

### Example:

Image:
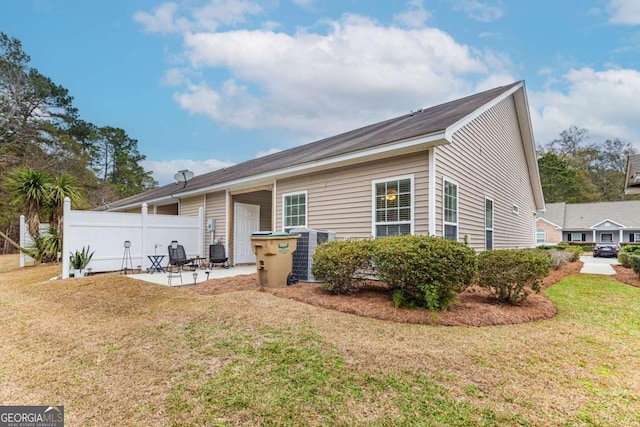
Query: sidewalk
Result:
<box><xmin>579</xmin><ymin>255</ymin><xmax>618</xmax><ymax>275</ymax></box>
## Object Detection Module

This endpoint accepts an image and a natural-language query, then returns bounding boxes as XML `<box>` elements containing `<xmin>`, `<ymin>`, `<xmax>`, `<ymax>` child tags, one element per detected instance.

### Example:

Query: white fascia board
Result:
<box><xmin>536</xmin><ymin>217</ymin><xmax>562</xmax><ymax>229</ymax></box>
<box><xmin>590</xmin><ymin>218</ymin><xmax>626</xmax><ymax>229</ymax></box>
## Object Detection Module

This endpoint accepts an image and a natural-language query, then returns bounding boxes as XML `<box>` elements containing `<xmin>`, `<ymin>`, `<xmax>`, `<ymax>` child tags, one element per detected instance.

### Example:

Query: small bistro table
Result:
<box><xmin>147</xmin><ymin>254</ymin><xmax>166</xmax><ymax>274</ymax></box>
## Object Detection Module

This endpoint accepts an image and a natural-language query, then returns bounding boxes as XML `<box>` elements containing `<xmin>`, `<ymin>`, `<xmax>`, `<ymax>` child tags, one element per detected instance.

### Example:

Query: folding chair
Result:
<box><xmin>209</xmin><ymin>243</ymin><xmax>229</xmax><ymax>269</ymax></box>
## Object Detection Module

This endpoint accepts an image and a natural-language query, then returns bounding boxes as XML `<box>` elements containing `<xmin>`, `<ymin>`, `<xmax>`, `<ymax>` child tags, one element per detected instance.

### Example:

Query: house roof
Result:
<box><xmin>625</xmin><ymin>154</ymin><xmax>640</xmax><ymax>195</ymax></box>
<box><xmin>538</xmin><ymin>202</ymin><xmax>565</xmax><ymax>228</ymax></box>
<box><xmin>540</xmin><ymin>201</ymin><xmax>640</xmax><ymax>229</ymax></box>
<box><xmin>105</xmin><ymin>81</ymin><xmax>543</xmax><ymax>211</ymax></box>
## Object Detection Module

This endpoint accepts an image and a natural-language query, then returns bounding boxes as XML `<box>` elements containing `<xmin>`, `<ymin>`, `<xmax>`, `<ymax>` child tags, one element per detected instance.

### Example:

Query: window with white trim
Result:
<box><xmin>443</xmin><ymin>179</ymin><xmax>458</xmax><ymax>240</ymax></box>
<box><xmin>536</xmin><ymin>229</ymin><xmax>546</xmax><ymax>244</ymax></box>
<box><xmin>570</xmin><ymin>232</ymin><xmax>583</xmax><ymax>242</ymax></box>
<box><xmin>283</xmin><ymin>192</ymin><xmax>306</xmax><ymax>231</ymax></box>
<box><xmin>633</xmin><ymin>233</ymin><xmax>640</xmax><ymax>242</ymax></box>
<box><xmin>485</xmin><ymin>198</ymin><xmax>494</xmax><ymax>249</ymax></box>
<box><xmin>374</xmin><ymin>177</ymin><xmax>412</xmax><ymax>237</ymax></box>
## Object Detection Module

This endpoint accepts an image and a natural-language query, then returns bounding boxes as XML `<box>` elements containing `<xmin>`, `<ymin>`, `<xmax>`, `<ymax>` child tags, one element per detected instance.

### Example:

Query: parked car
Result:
<box><xmin>593</xmin><ymin>243</ymin><xmax>620</xmax><ymax>258</ymax></box>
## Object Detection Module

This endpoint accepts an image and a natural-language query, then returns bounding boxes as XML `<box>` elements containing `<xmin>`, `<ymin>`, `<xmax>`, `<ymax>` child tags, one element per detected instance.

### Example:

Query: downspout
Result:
<box><xmin>429</xmin><ymin>147</ymin><xmax>437</xmax><ymax>236</ymax></box>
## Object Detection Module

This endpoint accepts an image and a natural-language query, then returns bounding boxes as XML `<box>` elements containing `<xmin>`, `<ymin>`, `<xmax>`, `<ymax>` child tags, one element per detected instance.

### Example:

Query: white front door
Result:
<box><xmin>234</xmin><ymin>203</ymin><xmax>260</xmax><ymax>264</ymax></box>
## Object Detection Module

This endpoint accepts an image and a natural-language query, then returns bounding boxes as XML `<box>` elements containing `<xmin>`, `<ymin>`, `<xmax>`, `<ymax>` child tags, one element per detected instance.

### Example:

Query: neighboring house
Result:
<box><xmin>624</xmin><ymin>154</ymin><xmax>640</xmax><ymax>195</ymax></box>
<box><xmin>536</xmin><ymin>201</ymin><xmax>640</xmax><ymax>245</ymax></box>
<box><xmin>104</xmin><ymin>81</ymin><xmax>545</xmax><ymax>264</ymax></box>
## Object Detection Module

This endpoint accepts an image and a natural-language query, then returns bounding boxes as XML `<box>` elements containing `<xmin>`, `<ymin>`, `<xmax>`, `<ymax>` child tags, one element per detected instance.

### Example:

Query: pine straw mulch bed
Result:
<box><xmin>612</xmin><ymin>264</ymin><xmax>640</xmax><ymax>288</ymax></box>
<box><xmin>190</xmin><ymin>260</ymin><xmax>583</xmax><ymax>327</ymax></box>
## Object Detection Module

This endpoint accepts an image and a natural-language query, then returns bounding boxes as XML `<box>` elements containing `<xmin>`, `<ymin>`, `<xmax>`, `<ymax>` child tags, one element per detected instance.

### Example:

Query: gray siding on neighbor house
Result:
<box><xmin>275</xmin><ymin>152</ymin><xmax>430</xmax><ymax>239</ymax></box>
<box><xmin>436</xmin><ymin>95</ymin><xmax>536</xmax><ymax>250</ymax></box>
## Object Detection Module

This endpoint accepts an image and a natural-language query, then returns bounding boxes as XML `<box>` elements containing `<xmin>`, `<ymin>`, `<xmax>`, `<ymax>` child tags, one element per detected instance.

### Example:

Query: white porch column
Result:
<box><xmin>620</xmin><ymin>228</ymin><xmax>624</xmax><ymax>243</ymax></box>
<box><xmin>592</xmin><ymin>229</ymin><xmax>596</xmax><ymax>242</ymax></box>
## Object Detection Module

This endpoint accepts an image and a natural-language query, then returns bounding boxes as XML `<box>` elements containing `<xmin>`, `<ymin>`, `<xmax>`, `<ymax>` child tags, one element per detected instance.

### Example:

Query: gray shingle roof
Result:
<box><xmin>541</xmin><ymin>201</ymin><xmax>640</xmax><ymax>229</ymax></box>
<box><xmin>105</xmin><ymin>81</ymin><xmax>522</xmax><ymax>210</ymax></box>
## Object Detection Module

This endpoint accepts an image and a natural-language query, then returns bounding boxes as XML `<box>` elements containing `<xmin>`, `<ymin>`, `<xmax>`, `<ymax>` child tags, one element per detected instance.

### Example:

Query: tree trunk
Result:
<box><xmin>0</xmin><ymin>229</ymin><xmax>22</xmax><ymax>252</ymax></box>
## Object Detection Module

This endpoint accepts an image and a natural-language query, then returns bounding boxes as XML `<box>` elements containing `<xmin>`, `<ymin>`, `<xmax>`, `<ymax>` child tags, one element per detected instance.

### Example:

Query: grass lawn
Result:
<box><xmin>0</xmin><ymin>257</ymin><xmax>638</xmax><ymax>426</ymax></box>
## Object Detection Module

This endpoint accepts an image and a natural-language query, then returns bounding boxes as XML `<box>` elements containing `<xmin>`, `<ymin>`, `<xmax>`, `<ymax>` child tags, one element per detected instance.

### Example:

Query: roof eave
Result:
<box><xmin>108</xmin><ymin>131</ymin><xmax>448</xmax><ymax>211</ymax></box>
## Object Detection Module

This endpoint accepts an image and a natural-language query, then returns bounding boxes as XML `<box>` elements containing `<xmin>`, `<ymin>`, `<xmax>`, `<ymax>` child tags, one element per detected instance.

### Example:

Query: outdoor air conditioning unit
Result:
<box><xmin>290</xmin><ymin>228</ymin><xmax>335</xmax><ymax>282</ymax></box>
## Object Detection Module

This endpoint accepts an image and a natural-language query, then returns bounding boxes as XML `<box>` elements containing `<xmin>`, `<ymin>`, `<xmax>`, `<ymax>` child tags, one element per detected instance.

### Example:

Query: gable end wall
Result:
<box><xmin>436</xmin><ymin>95</ymin><xmax>537</xmax><ymax>250</ymax></box>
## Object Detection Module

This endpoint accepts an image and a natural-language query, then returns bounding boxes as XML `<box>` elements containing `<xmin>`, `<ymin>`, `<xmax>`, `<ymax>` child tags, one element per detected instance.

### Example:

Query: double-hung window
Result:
<box><xmin>443</xmin><ymin>179</ymin><xmax>458</xmax><ymax>240</ymax></box>
<box><xmin>485</xmin><ymin>197</ymin><xmax>494</xmax><ymax>249</ymax></box>
<box><xmin>283</xmin><ymin>192</ymin><xmax>306</xmax><ymax>231</ymax></box>
<box><xmin>536</xmin><ymin>229</ymin><xmax>546</xmax><ymax>245</ymax></box>
<box><xmin>374</xmin><ymin>176</ymin><xmax>412</xmax><ymax>237</ymax></box>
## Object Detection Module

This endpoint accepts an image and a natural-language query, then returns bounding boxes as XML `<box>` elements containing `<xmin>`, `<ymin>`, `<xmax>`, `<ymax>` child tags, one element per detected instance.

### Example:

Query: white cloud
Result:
<box><xmin>393</xmin><ymin>0</ymin><xmax>430</xmax><ymax>29</ymax></box>
<box><xmin>168</xmin><ymin>13</ymin><xmax>492</xmax><ymax>141</ymax></box>
<box><xmin>608</xmin><ymin>0</ymin><xmax>640</xmax><ymax>25</ymax></box>
<box><xmin>134</xmin><ymin>0</ymin><xmax>263</xmax><ymax>34</ymax></box>
<box><xmin>452</xmin><ymin>0</ymin><xmax>504</xmax><ymax>23</ymax></box>
<box><xmin>142</xmin><ymin>158</ymin><xmax>235</xmax><ymax>185</ymax></box>
<box><xmin>133</xmin><ymin>3</ymin><xmax>190</xmax><ymax>33</ymax></box>
<box><xmin>529</xmin><ymin>68</ymin><xmax>640</xmax><ymax>147</ymax></box>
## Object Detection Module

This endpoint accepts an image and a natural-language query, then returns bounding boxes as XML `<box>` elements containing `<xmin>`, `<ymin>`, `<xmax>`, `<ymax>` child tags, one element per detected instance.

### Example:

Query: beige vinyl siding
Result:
<box><xmin>180</xmin><ymin>195</ymin><xmax>204</xmax><ymax>217</ymax></box>
<box><xmin>436</xmin><ymin>95</ymin><xmax>536</xmax><ymax>250</ymax></box>
<box><xmin>205</xmin><ymin>191</ymin><xmax>227</xmax><ymax>247</ymax></box>
<box><xmin>155</xmin><ymin>204</ymin><xmax>178</xmax><ymax>215</ymax></box>
<box><xmin>275</xmin><ymin>152</ymin><xmax>429</xmax><ymax>239</ymax></box>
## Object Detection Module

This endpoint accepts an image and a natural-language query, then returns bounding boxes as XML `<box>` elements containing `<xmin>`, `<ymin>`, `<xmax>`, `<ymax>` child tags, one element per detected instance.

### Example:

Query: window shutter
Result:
<box><xmin>582</xmin><ymin>233</ymin><xmax>586</xmax><ymax>242</ymax></box>
<box><xmin>631</xmin><ymin>234</ymin><xmax>635</xmax><ymax>243</ymax></box>
<box><xmin>567</xmin><ymin>234</ymin><xmax>571</xmax><ymax>242</ymax></box>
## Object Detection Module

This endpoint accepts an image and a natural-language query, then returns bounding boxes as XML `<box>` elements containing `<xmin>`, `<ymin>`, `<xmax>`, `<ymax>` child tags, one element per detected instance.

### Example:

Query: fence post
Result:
<box><xmin>62</xmin><ymin>197</ymin><xmax>71</xmax><ymax>279</ymax></box>
<box><xmin>141</xmin><ymin>203</ymin><xmax>148</xmax><ymax>271</ymax></box>
<box><xmin>198</xmin><ymin>207</ymin><xmax>204</xmax><ymax>257</ymax></box>
<box><xmin>19</xmin><ymin>215</ymin><xmax>25</xmax><ymax>268</ymax></box>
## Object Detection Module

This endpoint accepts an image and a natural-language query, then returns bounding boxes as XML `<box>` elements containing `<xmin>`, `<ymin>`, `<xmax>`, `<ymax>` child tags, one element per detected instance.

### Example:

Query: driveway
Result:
<box><xmin>580</xmin><ymin>255</ymin><xmax>619</xmax><ymax>275</ymax></box>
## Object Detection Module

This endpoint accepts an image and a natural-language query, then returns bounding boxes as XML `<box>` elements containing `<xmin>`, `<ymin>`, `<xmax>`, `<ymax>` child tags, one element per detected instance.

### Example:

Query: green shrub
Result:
<box><xmin>311</xmin><ymin>240</ymin><xmax>374</xmax><ymax>294</ymax></box>
<box><xmin>622</xmin><ymin>244</ymin><xmax>640</xmax><ymax>255</ymax></box>
<box><xmin>631</xmin><ymin>255</ymin><xmax>640</xmax><ymax>277</ymax></box>
<box><xmin>372</xmin><ymin>235</ymin><xmax>477</xmax><ymax>311</ymax></box>
<box><xmin>477</xmin><ymin>249</ymin><xmax>551</xmax><ymax>304</ymax></box>
<box><xmin>618</xmin><ymin>251</ymin><xmax>633</xmax><ymax>268</ymax></box>
<box><xmin>564</xmin><ymin>246</ymin><xmax>583</xmax><ymax>262</ymax></box>
<box><xmin>548</xmin><ymin>249</ymin><xmax>569</xmax><ymax>270</ymax></box>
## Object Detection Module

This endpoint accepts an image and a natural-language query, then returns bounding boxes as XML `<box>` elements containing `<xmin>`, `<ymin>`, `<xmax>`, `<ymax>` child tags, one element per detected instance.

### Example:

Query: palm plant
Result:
<box><xmin>3</xmin><ymin>167</ymin><xmax>52</xmax><ymax>239</ymax></box>
<box><xmin>46</xmin><ymin>173</ymin><xmax>84</xmax><ymax>231</ymax></box>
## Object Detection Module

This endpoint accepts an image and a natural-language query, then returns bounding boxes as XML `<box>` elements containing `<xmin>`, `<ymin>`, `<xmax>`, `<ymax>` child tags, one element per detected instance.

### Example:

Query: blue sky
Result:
<box><xmin>2</xmin><ymin>0</ymin><xmax>640</xmax><ymax>185</ymax></box>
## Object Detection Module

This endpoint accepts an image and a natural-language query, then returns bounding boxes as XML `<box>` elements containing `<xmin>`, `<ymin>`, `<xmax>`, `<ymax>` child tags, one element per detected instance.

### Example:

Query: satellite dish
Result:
<box><xmin>174</xmin><ymin>169</ymin><xmax>194</xmax><ymax>187</ymax></box>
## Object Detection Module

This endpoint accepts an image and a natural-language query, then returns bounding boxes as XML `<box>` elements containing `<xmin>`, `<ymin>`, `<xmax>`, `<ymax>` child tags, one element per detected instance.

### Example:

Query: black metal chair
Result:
<box><xmin>209</xmin><ymin>243</ymin><xmax>229</xmax><ymax>269</ymax></box>
<box><xmin>168</xmin><ymin>241</ymin><xmax>195</xmax><ymax>270</ymax></box>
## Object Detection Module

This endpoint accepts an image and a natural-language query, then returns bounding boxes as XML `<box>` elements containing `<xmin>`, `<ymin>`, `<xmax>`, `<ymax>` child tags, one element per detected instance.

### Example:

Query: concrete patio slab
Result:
<box><xmin>127</xmin><ymin>265</ymin><xmax>256</xmax><ymax>286</ymax></box>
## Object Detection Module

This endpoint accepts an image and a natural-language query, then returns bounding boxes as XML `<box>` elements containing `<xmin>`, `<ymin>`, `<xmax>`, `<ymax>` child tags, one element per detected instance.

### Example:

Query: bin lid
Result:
<box><xmin>270</xmin><ymin>232</ymin><xmax>298</xmax><ymax>236</ymax></box>
<box><xmin>251</xmin><ymin>231</ymin><xmax>273</xmax><ymax>236</ymax></box>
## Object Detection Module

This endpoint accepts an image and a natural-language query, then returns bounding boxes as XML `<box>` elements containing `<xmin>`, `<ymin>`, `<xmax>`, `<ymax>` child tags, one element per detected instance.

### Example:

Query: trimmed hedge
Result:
<box><xmin>477</xmin><ymin>249</ymin><xmax>551</xmax><ymax>304</ymax></box>
<box><xmin>372</xmin><ymin>235</ymin><xmax>477</xmax><ymax>310</ymax></box>
<box><xmin>632</xmin><ymin>255</ymin><xmax>640</xmax><ymax>277</ymax></box>
<box><xmin>311</xmin><ymin>239</ymin><xmax>374</xmax><ymax>294</ymax></box>
<box><xmin>618</xmin><ymin>251</ymin><xmax>633</xmax><ymax>268</ymax></box>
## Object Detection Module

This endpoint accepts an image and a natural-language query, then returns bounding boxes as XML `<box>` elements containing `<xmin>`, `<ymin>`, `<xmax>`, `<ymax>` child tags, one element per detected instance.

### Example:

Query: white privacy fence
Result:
<box><xmin>61</xmin><ymin>198</ymin><xmax>203</xmax><ymax>279</ymax></box>
<box><xmin>19</xmin><ymin>217</ymin><xmax>50</xmax><ymax>267</ymax></box>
